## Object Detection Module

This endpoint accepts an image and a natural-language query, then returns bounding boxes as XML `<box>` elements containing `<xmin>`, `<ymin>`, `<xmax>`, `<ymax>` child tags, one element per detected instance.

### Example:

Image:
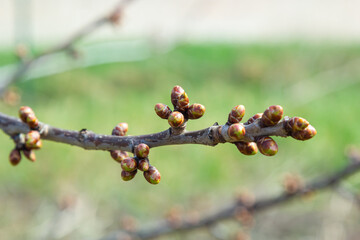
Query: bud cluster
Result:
<box><xmin>109</xmin><ymin>122</ymin><xmax>129</xmax><ymax>163</ymax></box>
<box><xmin>155</xmin><ymin>86</ymin><xmax>206</xmax><ymax>129</ymax></box>
<box><xmin>285</xmin><ymin>117</ymin><xmax>317</xmax><ymax>141</ymax></box>
<box><xmin>10</xmin><ymin>106</ymin><xmax>43</xmax><ymax>166</ymax></box>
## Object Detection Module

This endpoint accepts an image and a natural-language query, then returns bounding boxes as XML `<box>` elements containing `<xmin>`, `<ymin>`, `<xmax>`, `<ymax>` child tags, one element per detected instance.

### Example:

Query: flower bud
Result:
<box><xmin>261</xmin><ymin>105</ymin><xmax>283</xmax><ymax>127</ymax></box>
<box><xmin>154</xmin><ymin>103</ymin><xmax>172</xmax><ymax>119</ymax></box>
<box><xmin>286</xmin><ymin>117</ymin><xmax>309</xmax><ymax>132</ymax></box>
<box><xmin>121</xmin><ymin>169</ymin><xmax>137</xmax><ymax>181</ymax></box>
<box><xmin>291</xmin><ymin>125</ymin><xmax>317</xmax><ymax>141</ymax></box>
<box><xmin>135</xmin><ymin>143</ymin><xmax>150</xmax><ymax>158</ymax></box>
<box><xmin>110</xmin><ymin>150</ymin><xmax>128</xmax><ymax>163</ymax></box>
<box><xmin>9</xmin><ymin>149</ymin><xmax>21</xmax><ymax>166</ymax></box>
<box><xmin>171</xmin><ymin>86</ymin><xmax>189</xmax><ymax>111</ymax></box>
<box><xmin>25</xmin><ymin>131</ymin><xmax>41</xmax><ymax>149</ymax></box>
<box><xmin>19</xmin><ymin>106</ymin><xmax>34</xmax><ymax>123</ymax></box>
<box><xmin>26</xmin><ymin>113</ymin><xmax>39</xmax><ymax>129</ymax></box>
<box><xmin>246</xmin><ymin>113</ymin><xmax>263</xmax><ymax>125</ymax></box>
<box><xmin>257</xmin><ymin>137</ymin><xmax>278</xmax><ymax>156</ymax></box>
<box><xmin>137</xmin><ymin>158</ymin><xmax>150</xmax><ymax>171</ymax></box>
<box><xmin>112</xmin><ymin>122</ymin><xmax>128</xmax><ymax>136</ymax></box>
<box><xmin>187</xmin><ymin>103</ymin><xmax>206</xmax><ymax>119</ymax></box>
<box><xmin>121</xmin><ymin>157</ymin><xmax>137</xmax><ymax>172</ymax></box>
<box><xmin>228</xmin><ymin>105</ymin><xmax>245</xmax><ymax>124</ymax></box>
<box><xmin>168</xmin><ymin>111</ymin><xmax>184</xmax><ymax>128</ymax></box>
<box><xmin>143</xmin><ymin>166</ymin><xmax>161</xmax><ymax>184</ymax></box>
<box><xmin>234</xmin><ymin>141</ymin><xmax>258</xmax><ymax>155</ymax></box>
<box><xmin>228</xmin><ymin>123</ymin><xmax>246</xmax><ymax>141</ymax></box>
<box><xmin>23</xmin><ymin>149</ymin><xmax>36</xmax><ymax>162</ymax></box>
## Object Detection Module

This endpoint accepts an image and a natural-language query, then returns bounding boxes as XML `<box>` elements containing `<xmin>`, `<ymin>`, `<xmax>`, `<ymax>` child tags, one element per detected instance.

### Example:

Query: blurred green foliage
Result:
<box><xmin>0</xmin><ymin>43</ymin><xmax>360</xmax><ymax>239</ymax></box>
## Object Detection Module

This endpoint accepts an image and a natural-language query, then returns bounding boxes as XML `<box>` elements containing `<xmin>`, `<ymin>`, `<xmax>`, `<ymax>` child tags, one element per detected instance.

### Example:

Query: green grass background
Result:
<box><xmin>1</xmin><ymin>43</ymin><xmax>360</xmax><ymax>239</ymax></box>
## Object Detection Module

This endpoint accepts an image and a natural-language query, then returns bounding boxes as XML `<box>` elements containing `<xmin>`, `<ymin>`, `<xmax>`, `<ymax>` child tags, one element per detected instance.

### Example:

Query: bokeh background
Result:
<box><xmin>1</xmin><ymin>0</ymin><xmax>360</xmax><ymax>239</ymax></box>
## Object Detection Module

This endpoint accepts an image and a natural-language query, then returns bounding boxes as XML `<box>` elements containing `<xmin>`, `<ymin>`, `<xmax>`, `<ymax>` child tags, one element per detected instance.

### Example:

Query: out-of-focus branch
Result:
<box><xmin>0</xmin><ymin>0</ymin><xmax>134</xmax><ymax>96</ymax></box>
<box><xmin>102</xmin><ymin>152</ymin><xmax>360</xmax><ymax>240</ymax></box>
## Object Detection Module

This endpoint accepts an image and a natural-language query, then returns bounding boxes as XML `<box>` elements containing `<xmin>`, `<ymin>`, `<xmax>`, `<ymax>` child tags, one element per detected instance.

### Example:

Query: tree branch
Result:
<box><xmin>101</xmin><ymin>152</ymin><xmax>360</xmax><ymax>240</ymax></box>
<box><xmin>0</xmin><ymin>112</ymin><xmax>290</xmax><ymax>152</ymax></box>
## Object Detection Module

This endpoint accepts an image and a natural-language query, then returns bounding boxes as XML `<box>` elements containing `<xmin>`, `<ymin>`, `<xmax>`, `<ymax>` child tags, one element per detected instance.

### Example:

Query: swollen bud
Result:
<box><xmin>235</xmin><ymin>141</ymin><xmax>258</xmax><ymax>155</ymax></box>
<box><xmin>19</xmin><ymin>106</ymin><xmax>34</xmax><ymax>123</ymax></box>
<box><xmin>246</xmin><ymin>113</ymin><xmax>263</xmax><ymax>125</ymax></box>
<box><xmin>286</xmin><ymin>117</ymin><xmax>309</xmax><ymax>132</ymax></box>
<box><xmin>121</xmin><ymin>169</ymin><xmax>137</xmax><ymax>181</ymax></box>
<box><xmin>137</xmin><ymin>158</ymin><xmax>150</xmax><ymax>171</ymax></box>
<box><xmin>121</xmin><ymin>157</ymin><xmax>137</xmax><ymax>172</ymax></box>
<box><xmin>228</xmin><ymin>123</ymin><xmax>246</xmax><ymax>141</ymax></box>
<box><xmin>143</xmin><ymin>166</ymin><xmax>161</xmax><ymax>184</ymax></box>
<box><xmin>26</xmin><ymin>113</ymin><xmax>39</xmax><ymax>129</ymax></box>
<box><xmin>135</xmin><ymin>143</ymin><xmax>150</xmax><ymax>158</ymax></box>
<box><xmin>291</xmin><ymin>125</ymin><xmax>317</xmax><ymax>141</ymax></box>
<box><xmin>171</xmin><ymin>86</ymin><xmax>189</xmax><ymax>111</ymax></box>
<box><xmin>110</xmin><ymin>150</ymin><xmax>128</xmax><ymax>163</ymax></box>
<box><xmin>9</xmin><ymin>149</ymin><xmax>21</xmax><ymax>166</ymax></box>
<box><xmin>228</xmin><ymin>105</ymin><xmax>245</xmax><ymax>124</ymax></box>
<box><xmin>257</xmin><ymin>137</ymin><xmax>278</xmax><ymax>156</ymax></box>
<box><xmin>23</xmin><ymin>149</ymin><xmax>36</xmax><ymax>162</ymax></box>
<box><xmin>187</xmin><ymin>103</ymin><xmax>206</xmax><ymax>119</ymax></box>
<box><xmin>168</xmin><ymin>111</ymin><xmax>184</xmax><ymax>128</ymax></box>
<box><xmin>154</xmin><ymin>103</ymin><xmax>172</xmax><ymax>119</ymax></box>
<box><xmin>25</xmin><ymin>131</ymin><xmax>42</xmax><ymax>149</ymax></box>
<box><xmin>261</xmin><ymin>105</ymin><xmax>283</xmax><ymax>127</ymax></box>
<box><xmin>112</xmin><ymin>123</ymin><xmax>128</xmax><ymax>136</ymax></box>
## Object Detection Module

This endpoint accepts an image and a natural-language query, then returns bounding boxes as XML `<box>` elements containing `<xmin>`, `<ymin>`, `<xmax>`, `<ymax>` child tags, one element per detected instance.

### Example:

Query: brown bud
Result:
<box><xmin>19</xmin><ymin>106</ymin><xmax>34</xmax><ymax>123</ymax></box>
<box><xmin>110</xmin><ymin>150</ymin><xmax>128</xmax><ymax>163</ymax></box>
<box><xmin>154</xmin><ymin>103</ymin><xmax>172</xmax><ymax>119</ymax></box>
<box><xmin>234</xmin><ymin>141</ymin><xmax>258</xmax><ymax>155</ymax></box>
<box><xmin>23</xmin><ymin>149</ymin><xmax>36</xmax><ymax>162</ymax></box>
<box><xmin>257</xmin><ymin>137</ymin><xmax>278</xmax><ymax>156</ymax></box>
<box><xmin>261</xmin><ymin>105</ymin><xmax>283</xmax><ymax>126</ymax></box>
<box><xmin>187</xmin><ymin>103</ymin><xmax>206</xmax><ymax>119</ymax></box>
<box><xmin>228</xmin><ymin>105</ymin><xmax>245</xmax><ymax>123</ymax></box>
<box><xmin>121</xmin><ymin>169</ymin><xmax>137</xmax><ymax>181</ymax></box>
<box><xmin>137</xmin><ymin>158</ymin><xmax>150</xmax><ymax>172</ymax></box>
<box><xmin>134</xmin><ymin>143</ymin><xmax>150</xmax><ymax>158</ymax></box>
<box><xmin>282</xmin><ymin>173</ymin><xmax>303</xmax><ymax>194</ymax></box>
<box><xmin>9</xmin><ymin>149</ymin><xmax>21</xmax><ymax>166</ymax></box>
<box><xmin>228</xmin><ymin>123</ymin><xmax>246</xmax><ymax>141</ymax></box>
<box><xmin>168</xmin><ymin>111</ymin><xmax>184</xmax><ymax>128</ymax></box>
<box><xmin>112</xmin><ymin>122</ymin><xmax>128</xmax><ymax>136</ymax></box>
<box><xmin>25</xmin><ymin>131</ymin><xmax>41</xmax><ymax>149</ymax></box>
<box><xmin>109</xmin><ymin>8</ymin><xmax>122</xmax><ymax>25</ymax></box>
<box><xmin>121</xmin><ymin>157</ymin><xmax>137</xmax><ymax>172</ymax></box>
<box><xmin>234</xmin><ymin>207</ymin><xmax>254</xmax><ymax>227</ymax></box>
<box><xmin>286</xmin><ymin>117</ymin><xmax>309</xmax><ymax>132</ymax></box>
<box><xmin>26</xmin><ymin>113</ymin><xmax>39</xmax><ymax>129</ymax></box>
<box><xmin>246</xmin><ymin>113</ymin><xmax>263</xmax><ymax>125</ymax></box>
<box><xmin>171</xmin><ymin>86</ymin><xmax>189</xmax><ymax>111</ymax></box>
<box><xmin>143</xmin><ymin>166</ymin><xmax>161</xmax><ymax>184</ymax></box>
<box><xmin>291</xmin><ymin>125</ymin><xmax>317</xmax><ymax>141</ymax></box>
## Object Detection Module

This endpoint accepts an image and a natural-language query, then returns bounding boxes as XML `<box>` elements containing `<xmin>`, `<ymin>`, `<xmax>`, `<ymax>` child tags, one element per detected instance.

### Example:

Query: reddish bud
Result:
<box><xmin>171</xmin><ymin>86</ymin><xmax>189</xmax><ymax>111</ymax></box>
<box><xmin>282</xmin><ymin>173</ymin><xmax>304</xmax><ymax>194</ymax></box>
<box><xmin>112</xmin><ymin>122</ymin><xmax>128</xmax><ymax>136</ymax></box>
<box><xmin>19</xmin><ymin>106</ymin><xmax>34</xmax><ymax>123</ymax></box>
<box><xmin>234</xmin><ymin>141</ymin><xmax>258</xmax><ymax>155</ymax></box>
<box><xmin>26</xmin><ymin>113</ymin><xmax>39</xmax><ymax>129</ymax></box>
<box><xmin>246</xmin><ymin>113</ymin><xmax>263</xmax><ymax>125</ymax></box>
<box><xmin>143</xmin><ymin>166</ymin><xmax>161</xmax><ymax>184</ymax></box>
<box><xmin>135</xmin><ymin>143</ymin><xmax>150</xmax><ymax>158</ymax></box>
<box><xmin>137</xmin><ymin>158</ymin><xmax>150</xmax><ymax>172</ymax></box>
<box><xmin>228</xmin><ymin>105</ymin><xmax>245</xmax><ymax>123</ymax></box>
<box><xmin>261</xmin><ymin>105</ymin><xmax>283</xmax><ymax>126</ymax></box>
<box><xmin>121</xmin><ymin>169</ymin><xmax>137</xmax><ymax>181</ymax></box>
<box><xmin>168</xmin><ymin>111</ymin><xmax>184</xmax><ymax>128</ymax></box>
<box><xmin>110</xmin><ymin>150</ymin><xmax>128</xmax><ymax>163</ymax></box>
<box><xmin>23</xmin><ymin>149</ymin><xmax>36</xmax><ymax>162</ymax></box>
<box><xmin>121</xmin><ymin>157</ymin><xmax>137</xmax><ymax>172</ymax></box>
<box><xmin>25</xmin><ymin>131</ymin><xmax>41</xmax><ymax>149</ymax></box>
<box><xmin>9</xmin><ymin>149</ymin><xmax>21</xmax><ymax>166</ymax></box>
<box><xmin>187</xmin><ymin>103</ymin><xmax>206</xmax><ymax>119</ymax></box>
<box><xmin>257</xmin><ymin>137</ymin><xmax>278</xmax><ymax>156</ymax></box>
<box><xmin>286</xmin><ymin>117</ymin><xmax>310</xmax><ymax>132</ymax></box>
<box><xmin>228</xmin><ymin>123</ymin><xmax>246</xmax><ymax>141</ymax></box>
<box><xmin>291</xmin><ymin>125</ymin><xmax>317</xmax><ymax>141</ymax></box>
<box><xmin>154</xmin><ymin>103</ymin><xmax>172</xmax><ymax>119</ymax></box>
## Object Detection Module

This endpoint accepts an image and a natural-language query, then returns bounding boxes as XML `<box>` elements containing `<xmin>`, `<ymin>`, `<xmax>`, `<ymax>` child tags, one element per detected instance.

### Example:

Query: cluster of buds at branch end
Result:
<box><xmin>19</xmin><ymin>106</ymin><xmax>39</xmax><ymax>129</ymax></box>
<box><xmin>155</xmin><ymin>86</ymin><xmax>205</xmax><ymax>130</ymax></box>
<box><xmin>286</xmin><ymin>117</ymin><xmax>317</xmax><ymax>141</ymax></box>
